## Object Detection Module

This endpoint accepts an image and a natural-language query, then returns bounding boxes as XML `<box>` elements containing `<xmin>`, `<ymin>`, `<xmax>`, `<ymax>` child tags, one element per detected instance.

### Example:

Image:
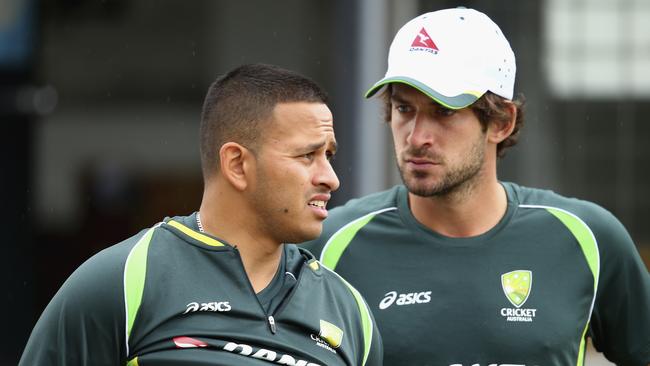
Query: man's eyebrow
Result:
<box><xmin>299</xmin><ymin>140</ymin><xmax>326</xmax><ymax>152</ymax></box>
<box><xmin>298</xmin><ymin>140</ymin><xmax>338</xmax><ymax>153</ymax></box>
<box><xmin>390</xmin><ymin>93</ymin><xmax>408</xmax><ymax>104</ymax></box>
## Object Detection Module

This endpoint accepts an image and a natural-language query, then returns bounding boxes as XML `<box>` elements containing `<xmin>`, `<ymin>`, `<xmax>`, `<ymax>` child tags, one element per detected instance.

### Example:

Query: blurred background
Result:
<box><xmin>2</xmin><ymin>0</ymin><xmax>648</xmax><ymax>364</ymax></box>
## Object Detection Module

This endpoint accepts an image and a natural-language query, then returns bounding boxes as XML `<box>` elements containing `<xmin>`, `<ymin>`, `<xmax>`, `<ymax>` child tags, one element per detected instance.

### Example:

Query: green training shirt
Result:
<box><xmin>304</xmin><ymin>182</ymin><xmax>650</xmax><ymax>366</ymax></box>
<box><xmin>20</xmin><ymin>213</ymin><xmax>382</xmax><ymax>366</ymax></box>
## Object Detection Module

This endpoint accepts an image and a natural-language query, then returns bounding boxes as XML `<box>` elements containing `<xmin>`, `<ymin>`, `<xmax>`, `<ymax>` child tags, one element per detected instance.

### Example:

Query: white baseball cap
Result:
<box><xmin>365</xmin><ymin>7</ymin><xmax>516</xmax><ymax>109</ymax></box>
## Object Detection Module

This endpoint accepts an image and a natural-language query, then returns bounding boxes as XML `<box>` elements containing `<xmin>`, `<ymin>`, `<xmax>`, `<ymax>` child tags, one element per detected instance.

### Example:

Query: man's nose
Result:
<box><xmin>315</xmin><ymin>158</ymin><xmax>340</xmax><ymax>192</ymax></box>
<box><xmin>406</xmin><ymin>114</ymin><xmax>434</xmax><ymax>147</ymax></box>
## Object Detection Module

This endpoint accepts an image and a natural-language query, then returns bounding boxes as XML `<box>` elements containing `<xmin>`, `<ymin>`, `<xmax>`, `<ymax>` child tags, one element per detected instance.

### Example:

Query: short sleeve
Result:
<box><xmin>588</xmin><ymin>211</ymin><xmax>650</xmax><ymax>366</ymax></box>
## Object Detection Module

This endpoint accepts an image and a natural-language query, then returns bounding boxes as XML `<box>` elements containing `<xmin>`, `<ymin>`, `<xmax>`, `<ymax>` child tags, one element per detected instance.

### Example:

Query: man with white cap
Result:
<box><xmin>305</xmin><ymin>7</ymin><xmax>650</xmax><ymax>366</ymax></box>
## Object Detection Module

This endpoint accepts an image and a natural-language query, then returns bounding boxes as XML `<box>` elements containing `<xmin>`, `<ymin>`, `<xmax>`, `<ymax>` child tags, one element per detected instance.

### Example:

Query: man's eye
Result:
<box><xmin>301</xmin><ymin>152</ymin><xmax>315</xmax><ymax>161</ymax></box>
<box><xmin>326</xmin><ymin>151</ymin><xmax>336</xmax><ymax>162</ymax></box>
<box><xmin>395</xmin><ymin>105</ymin><xmax>411</xmax><ymax>113</ymax></box>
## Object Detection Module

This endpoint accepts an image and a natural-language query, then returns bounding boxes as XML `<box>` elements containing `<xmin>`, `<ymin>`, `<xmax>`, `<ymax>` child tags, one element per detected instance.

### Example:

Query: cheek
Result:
<box><xmin>391</xmin><ymin>123</ymin><xmax>405</xmax><ymax>145</ymax></box>
<box><xmin>275</xmin><ymin>167</ymin><xmax>310</xmax><ymax>193</ymax></box>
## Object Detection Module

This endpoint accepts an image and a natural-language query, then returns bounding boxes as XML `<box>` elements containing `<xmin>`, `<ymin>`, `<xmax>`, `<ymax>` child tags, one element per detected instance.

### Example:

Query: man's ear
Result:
<box><xmin>219</xmin><ymin>142</ymin><xmax>254</xmax><ymax>191</ymax></box>
<box><xmin>487</xmin><ymin>102</ymin><xmax>517</xmax><ymax>144</ymax></box>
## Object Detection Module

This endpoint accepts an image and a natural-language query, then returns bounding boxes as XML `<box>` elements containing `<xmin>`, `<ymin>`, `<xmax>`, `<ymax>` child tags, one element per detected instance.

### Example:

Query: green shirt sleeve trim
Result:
<box><xmin>320</xmin><ymin>207</ymin><xmax>397</xmax><ymax>269</ymax></box>
<box><xmin>520</xmin><ymin>204</ymin><xmax>601</xmax><ymax>366</ymax></box>
<box><xmin>123</xmin><ymin>225</ymin><xmax>157</xmax><ymax>358</ymax></box>
<box><xmin>322</xmin><ymin>265</ymin><xmax>375</xmax><ymax>366</ymax></box>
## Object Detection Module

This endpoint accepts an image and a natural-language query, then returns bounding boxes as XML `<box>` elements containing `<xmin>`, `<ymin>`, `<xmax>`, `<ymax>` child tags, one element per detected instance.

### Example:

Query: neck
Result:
<box><xmin>199</xmin><ymin>182</ymin><xmax>283</xmax><ymax>293</ymax></box>
<box><xmin>409</xmin><ymin>172</ymin><xmax>507</xmax><ymax>238</ymax></box>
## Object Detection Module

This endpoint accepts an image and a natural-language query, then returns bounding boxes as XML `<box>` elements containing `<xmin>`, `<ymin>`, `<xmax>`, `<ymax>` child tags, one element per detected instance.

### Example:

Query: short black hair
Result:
<box><xmin>200</xmin><ymin>63</ymin><xmax>328</xmax><ymax>179</ymax></box>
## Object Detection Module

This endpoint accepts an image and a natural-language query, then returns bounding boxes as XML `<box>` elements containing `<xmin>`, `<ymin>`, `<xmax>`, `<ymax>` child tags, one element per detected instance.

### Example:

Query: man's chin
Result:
<box><xmin>403</xmin><ymin>176</ymin><xmax>439</xmax><ymax>196</ymax></box>
<box><xmin>407</xmin><ymin>186</ymin><xmax>438</xmax><ymax>197</ymax></box>
<box><xmin>291</xmin><ymin>226</ymin><xmax>323</xmax><ymax>244</ymax></box>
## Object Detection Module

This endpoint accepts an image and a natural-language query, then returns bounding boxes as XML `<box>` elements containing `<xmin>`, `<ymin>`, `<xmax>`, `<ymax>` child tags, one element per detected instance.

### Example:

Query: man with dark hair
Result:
<box><xmin>20</xmin><ymin>63</ymin><xmax>383</xmax><ymax>366</ymax></box>
<box><xmin>305</xmin><ymin>8</ymin><xmax>650</xmax><ymax>366</ymax></box>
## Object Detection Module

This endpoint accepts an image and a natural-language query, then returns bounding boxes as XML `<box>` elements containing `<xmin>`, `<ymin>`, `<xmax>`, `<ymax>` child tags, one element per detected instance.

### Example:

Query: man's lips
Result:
<box><xmin>405</xmin><ymin>156</ymin><xmax>441</xmax><ymax>165</ymax></box>
<box><xmin>403</xmin><ymin>156</ymin><xmax>443</xmax><ymax>173</ymax></box>
<box><xmin>308</xmin><ymin>200</ymin><xmax>327</xmax><ymax>209</ymax></box>
<box><xmin>308</xmin><ymin>194</ymin><xmax>330</xmax><ymax>220</ymax></box>
<box><xmin>407</xmin><ymin>158</ymin><xmax>436</xmax><ymax>165</ymax></box>
<box><xmin>308</xmin><ymin>194</ymin><xmax>331</xmax><ymax>211</ymax></box>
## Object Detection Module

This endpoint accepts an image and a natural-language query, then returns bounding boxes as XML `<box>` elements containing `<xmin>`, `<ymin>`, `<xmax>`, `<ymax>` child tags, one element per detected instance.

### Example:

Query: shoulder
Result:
<box><xmin>20</xmin><ymin>228</ymin><xmax>152</xmax><ymax>364</ymax></box>
<box><xmin>507</xmin><ymin>182</ymin><xmax>635</xmax><ymax>260</ymax></box>
<box><xmin>508</xmin><ymin>182</ymin><xmax>623</xmax><ymax>233</ymax></box>
<box><xmin>35</xmin><ymin>226</ymin><xmax>157</xmax><ymax>333</ymax></box>
<box><xmin>78</xmin><ymin>228</ymin><xmax>152</xmax><ymax>282</ymax></box>
<box><xmin>295</xmin><ymin>246</ymin><xmax>366</xmax><ymax>306</ymax></box>
<box><xmin>49</xmin><ymin>229</ymin><xmax>151</xmax><ymax>321</ymax></box>
<box><xmin>315</xmin><ymin>260</ymin><xmax>379</xmax><ymax>355</ymax></box>
<box><xmin>292</xmin><ymin>246</ymin><xmax>372</xmax><ymax>328</ymax></box>
<box><xmin>64</xmin><ymin>229</ymin><xmax>147</xmax><ymax>295</ymax></box>
<box><xmin>291</xmin><ymin>246</ymin><xmax>381</xmax><ymax>364</ymax></box>
<box><xmin>311</xmin><ymin>258</ymin><xmax>375</xmax><ymax>335</ymax></box>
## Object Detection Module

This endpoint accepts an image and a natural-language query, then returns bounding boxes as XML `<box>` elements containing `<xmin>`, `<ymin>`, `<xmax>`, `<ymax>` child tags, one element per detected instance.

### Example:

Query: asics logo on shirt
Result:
<box><xmin>183</xmin><ymin>301</ymin><xmax>232</xmax><ymax>314</ymax></box>
<box><xmin>378</xmin><ymin>290</ymin><xmax>432</xmax><ymax>309</ymax></box>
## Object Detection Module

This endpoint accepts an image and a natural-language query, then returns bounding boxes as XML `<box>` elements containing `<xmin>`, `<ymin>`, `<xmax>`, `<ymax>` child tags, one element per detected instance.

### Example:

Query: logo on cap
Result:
<box><xmin>410</xmin><ymin>27</ymin><xmax>438</xmax><ymax>53</ymax></box>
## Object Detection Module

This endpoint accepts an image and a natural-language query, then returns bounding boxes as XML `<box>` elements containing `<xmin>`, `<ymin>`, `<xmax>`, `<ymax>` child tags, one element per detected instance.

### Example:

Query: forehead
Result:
<box><xmin>263</xmin><ymin>102</ymin><xmax>335</xmax><ymax>147</ymax></box>
<box><xmin>270</xmin><ymin>102</ymin><xmax>334</xmax><ymax>134</ymax></box>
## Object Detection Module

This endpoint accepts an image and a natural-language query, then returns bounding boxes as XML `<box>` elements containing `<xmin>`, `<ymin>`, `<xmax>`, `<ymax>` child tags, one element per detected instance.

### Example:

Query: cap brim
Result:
<box><xmin>364</xmin><ymin>76</ymin><xmax>484</xmax><ymax>110</ymax></box>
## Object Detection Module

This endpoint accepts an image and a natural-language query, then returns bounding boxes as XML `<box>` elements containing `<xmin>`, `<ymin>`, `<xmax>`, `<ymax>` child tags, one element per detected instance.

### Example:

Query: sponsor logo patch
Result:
<box><xmin>500</xmin><ymin>270</ymin><xmax>537</xmax><ymax>322</ymax></box>
<box><xmin>310</xmin><ymin>319</ymin><xmax>343</xmax><ymax>354</ymax></box>
<box><xmin>319</xmin><ymin>320</ymin><xmax>343</xmax><ymax>348</ymax></box>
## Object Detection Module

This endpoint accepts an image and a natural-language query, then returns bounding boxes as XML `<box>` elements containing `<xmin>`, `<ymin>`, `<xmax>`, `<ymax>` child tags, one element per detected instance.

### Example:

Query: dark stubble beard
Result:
<box><xmin>398</xmin><ymin>136</ymin><xmax>485</xmax><ymax>198</ymax></box>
